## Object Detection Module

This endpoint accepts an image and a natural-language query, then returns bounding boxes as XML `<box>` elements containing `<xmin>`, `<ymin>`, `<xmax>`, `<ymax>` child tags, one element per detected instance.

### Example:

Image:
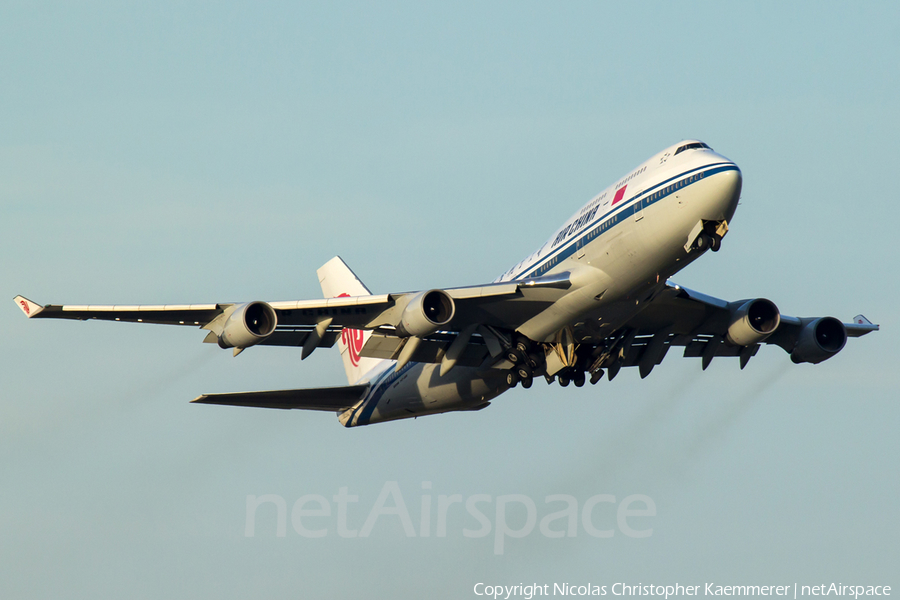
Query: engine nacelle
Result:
<box><xmin>218</xmin><ymin>301</ymin><xmax>277</xmax><ymax>349</ymax></box>
<box><xmin>726</xmin><ymin>298</ymin><xmax>781</xmax><ymax>346</ymax></box>
<box><xmin>396</xmin><ymin>290</ymin><xmax>455</xmax><ymax>337</ymax></box>
<box><xmin>790</xmin><ymin>317</ymin><xmax>847</xmax><ymax>364</ymax></box>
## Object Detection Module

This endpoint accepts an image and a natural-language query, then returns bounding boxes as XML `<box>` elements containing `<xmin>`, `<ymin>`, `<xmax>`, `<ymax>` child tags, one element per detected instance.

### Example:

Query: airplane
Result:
<box><xmin>15</xmin><ymin>140</ymin><xmax>879</xmax><ymax>427</ymax></box>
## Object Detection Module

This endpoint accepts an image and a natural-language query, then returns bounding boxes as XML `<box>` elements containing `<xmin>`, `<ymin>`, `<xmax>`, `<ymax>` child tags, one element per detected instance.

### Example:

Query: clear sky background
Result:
<box><xmin>2</xmin><ymin>2</ymin><xmax>898</xmax><ymax>598</ymax></box>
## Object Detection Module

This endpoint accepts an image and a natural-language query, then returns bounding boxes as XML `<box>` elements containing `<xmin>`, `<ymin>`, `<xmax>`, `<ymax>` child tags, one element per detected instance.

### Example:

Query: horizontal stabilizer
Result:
<box><xmin>191</xmin><ymin>384</ymin><xmax>369</xmax><ymax>412</ymax></box>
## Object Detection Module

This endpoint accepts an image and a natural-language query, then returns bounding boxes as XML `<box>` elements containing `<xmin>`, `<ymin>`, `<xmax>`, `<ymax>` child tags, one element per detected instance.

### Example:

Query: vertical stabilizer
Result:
<box><xmin>317</xmin><ymin>256</ymin><xmax>388</xmax><ymax>385</ymax></box>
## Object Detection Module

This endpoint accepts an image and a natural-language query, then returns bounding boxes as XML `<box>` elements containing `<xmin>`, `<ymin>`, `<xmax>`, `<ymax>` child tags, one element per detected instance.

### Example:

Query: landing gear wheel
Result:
<box><xmin>695</xmin><ymin>233</ymin><xmax>713</xmax><ymax>251</ymax></box>
<box><xmin>558</xmin><ymin>375</ymin><xmax>570</xmax><ymax>387</ymax></box>
<box><xmin>507</xmin><ymin>350</ymin><xmax>521</xmax><ymax>364</ymax></box>
<box><xmin>521</xmin><ymin>377</ymin><xmax>533</xmax><ymax>389</ymax></box>
<box><xmin>710</xmin><ymin>235</ymin><xmax>722</xmax><ymax>252</ymax></box>
<box><xmin>574</xmin><ymin>373</ymin><xmax>586</xmax><ymax>387</ymax></box>
<box><xmin>506</xmin><ymin>371</ymin><xmax>519</xmax><ymax>387</ymax></box>
<box><xmin>516</xmin><ymin>364</ymin><xmax>533</xmax><ymax>380</ymax></box>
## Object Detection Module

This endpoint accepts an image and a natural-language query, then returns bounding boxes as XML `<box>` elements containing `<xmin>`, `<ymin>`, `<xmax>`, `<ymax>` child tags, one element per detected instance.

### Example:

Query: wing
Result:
<box><xmin>14</xmin><ymin>295</ymin><xmax>222</xmax><ymax>325</ymax></box>
<box><xmin>13</xmin><ymin>266</ymin><xmax>573</xmax><ymax>358</ymax></box>
<box><xmin>577</xmin><ymin>282</ymin><xmax>879</xmax><ymax>377</ymax></box>
<box><xmin>191</xmin><ymin>384</ymin><xmax>369</xmax><ymax>412</ymax></box>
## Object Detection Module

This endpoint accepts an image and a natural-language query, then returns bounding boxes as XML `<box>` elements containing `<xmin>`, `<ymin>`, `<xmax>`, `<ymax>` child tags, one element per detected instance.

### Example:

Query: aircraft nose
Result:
<box><xmin>707</xmin><ymin>163</ymin><xmax>742</xmax><ymax>222</ymax></box>
<box><xmin>721</xmin><ymin>164</ymin><xmax>742</xmax><ymax>221</ymax></box>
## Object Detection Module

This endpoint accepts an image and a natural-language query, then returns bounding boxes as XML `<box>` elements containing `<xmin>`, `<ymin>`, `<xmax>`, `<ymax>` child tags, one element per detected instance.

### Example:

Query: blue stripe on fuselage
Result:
<box><xmin>513</xmin><ymin>163</ymin><xmax>739</xmax><ymax>280</ymax></box>
<box><xmin>344</xmin><ymin>361</ymin><xmax>416</xmax><ymax>427</ymax></box>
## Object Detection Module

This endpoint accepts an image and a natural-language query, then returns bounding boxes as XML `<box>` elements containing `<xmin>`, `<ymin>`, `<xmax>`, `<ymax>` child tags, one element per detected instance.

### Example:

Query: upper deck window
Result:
<box><xmin>674</xmin><ymin>142</ymin><xmax>711</xmax><ymax>156</ymax></box>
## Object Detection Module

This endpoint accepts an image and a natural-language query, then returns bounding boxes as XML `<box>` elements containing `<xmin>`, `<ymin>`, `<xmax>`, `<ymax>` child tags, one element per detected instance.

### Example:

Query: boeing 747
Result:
<box><xmin>15</xmin><ymin>141</ymin><xmax>879</xmax><ymax>427</ymax></box>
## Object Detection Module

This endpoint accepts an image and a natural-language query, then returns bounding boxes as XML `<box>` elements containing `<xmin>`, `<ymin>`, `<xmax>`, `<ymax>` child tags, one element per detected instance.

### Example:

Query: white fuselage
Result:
<box><xmin>340</xmin><ymin>141</ymin><xmax>742</xmax><ymax>427</ymax></box>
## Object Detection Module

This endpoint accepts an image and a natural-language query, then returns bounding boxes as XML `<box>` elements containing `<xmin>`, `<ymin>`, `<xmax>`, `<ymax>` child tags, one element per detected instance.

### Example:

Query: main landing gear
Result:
<box><xmin>505</xmin><ymin>344</ymin><xmax>604</xmax><ymax>391</ymax></box>
<box><xmin>504</xmin><ymin>371</ymin><xmax>536</xmax><ymax>389</ymax></box>
<box><xmin>506</xmin><ymin>337</ymin><xmax>543</xmax><ymax>389</ymax></box>
<box><xmin>553</xmin><ymin>368</ymin><xmax>588</xmax><ymax>388</ymax></box>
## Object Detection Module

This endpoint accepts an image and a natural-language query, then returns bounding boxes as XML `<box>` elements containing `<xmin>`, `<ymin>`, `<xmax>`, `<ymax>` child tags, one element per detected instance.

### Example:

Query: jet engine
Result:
<box><xmin>726</xmin><ymin>298</ymin><xmax>781</xmax><ymax>346</ymax></box>
<box><xmin>396</xmin><ymin>290</ymin><xmax>455</xmax><ymax>337</ymax></box>
<box><xmin>217</xmin><ymin>301</ymin><xmax>278</xmax><ymax>349</ymax></box>
<box><xmin>790</xmin><ymin>317</ymin><xmax>847</xmax><ymax>364</ymax></box>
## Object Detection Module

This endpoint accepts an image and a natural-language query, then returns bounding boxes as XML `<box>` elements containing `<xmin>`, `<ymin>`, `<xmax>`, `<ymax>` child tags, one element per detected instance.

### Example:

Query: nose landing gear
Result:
<box><xmin>687</xmin><ymin>219</ymin><xmax>728</xmax><ymax>253</ymax></box>
<box><xmin>695</xmin><ymin>232</ymin><xmax>722</xmax><ymax>252</ymax></box>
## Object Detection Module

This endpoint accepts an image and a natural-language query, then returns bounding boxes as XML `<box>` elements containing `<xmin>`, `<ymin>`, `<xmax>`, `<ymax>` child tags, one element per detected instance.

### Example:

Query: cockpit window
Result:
<box><xmin>674</xmin><ymin>142</ymin><xmax>711</xmax><ymax>156</ymax></box>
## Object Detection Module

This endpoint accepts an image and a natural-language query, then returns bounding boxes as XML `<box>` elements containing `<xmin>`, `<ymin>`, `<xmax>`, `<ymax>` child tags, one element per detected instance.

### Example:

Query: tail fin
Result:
<box><xmin>317</xmin><ymin>256</ymin><xmax>389</xmax><ymax>385</ymax></box>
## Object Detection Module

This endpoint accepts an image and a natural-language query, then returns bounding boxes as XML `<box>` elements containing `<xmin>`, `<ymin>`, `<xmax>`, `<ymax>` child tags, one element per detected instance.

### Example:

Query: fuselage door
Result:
<box><xmin>633</xmin><ymin>190</ymin><xmax>645</xmax><ymax>221</ymax></box>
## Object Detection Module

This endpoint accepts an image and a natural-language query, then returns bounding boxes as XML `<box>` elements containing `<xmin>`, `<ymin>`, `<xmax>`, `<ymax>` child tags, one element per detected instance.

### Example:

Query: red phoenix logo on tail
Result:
<box><xmin>336</xmin><ymin>294</ymin><xmax>364</xmax><ymax>367</ymax></box>
<box><xmin>341</xmin><ymin>328</ymin><xmax>364</xmax><ymax>367</ymax></box>
<box><xmin>19</xmin><ymin>300</ymin><xmax>30</xmax><ymax>315</ymax></box>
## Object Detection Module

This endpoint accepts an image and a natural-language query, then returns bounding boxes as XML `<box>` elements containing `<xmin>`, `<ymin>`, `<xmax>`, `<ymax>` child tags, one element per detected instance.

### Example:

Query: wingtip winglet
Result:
<box><xmin>845</xmin><ymin>314</ymin><xmax>879</xmax><ymax>337</ymax></box>
<box><xmin>14</xmin><ymin>296</ymin><xmax>44</xmax><ymax>318</ymax></box>
<box><xmin>852</xmin><ymin>314</ymin><xmax>880</xmax><ymax>330</ymax></box>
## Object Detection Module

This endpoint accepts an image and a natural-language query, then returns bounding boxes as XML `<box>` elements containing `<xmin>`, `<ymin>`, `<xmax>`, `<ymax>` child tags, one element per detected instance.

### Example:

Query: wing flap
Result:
<box><xmin>191</xmin><ymin>384</ymin><xmax>369</xmax><ymax>411</ymax></box>
<box><xmin>360</xmin><ymin>331</ymin><xmax>490</xmax><ymax>367</ymax></box>
<box><xmin>253</xmin><ymin>329</ymin><xmax>341</xmax><ymax>348</ymax></box>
